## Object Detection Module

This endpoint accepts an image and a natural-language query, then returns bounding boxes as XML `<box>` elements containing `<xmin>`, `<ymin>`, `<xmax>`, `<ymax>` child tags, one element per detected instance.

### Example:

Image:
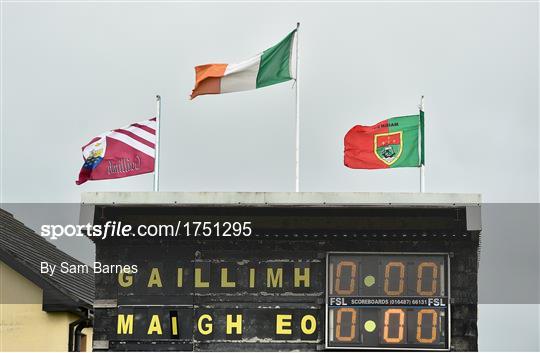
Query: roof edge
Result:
<box><xmin>0</xmin><ymin>250</ymin><xmax>93</xmax><ymax>309</ymax></box>
<box><xmin>81</xmin><ymin>192</ymin><xmax>481</xmax><ymax>206</ymax></box>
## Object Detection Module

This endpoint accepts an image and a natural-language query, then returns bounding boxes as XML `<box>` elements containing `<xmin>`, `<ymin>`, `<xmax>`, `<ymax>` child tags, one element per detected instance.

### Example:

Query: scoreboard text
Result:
<box><xmin>326</xmin><ymin>253</ymin><xmax>450</xmax><ymax>350</ymax></box>
<box><xmin>108</xmin><ymin>252</ymin><xmax>450</xmax><ymax>349</ymax></box>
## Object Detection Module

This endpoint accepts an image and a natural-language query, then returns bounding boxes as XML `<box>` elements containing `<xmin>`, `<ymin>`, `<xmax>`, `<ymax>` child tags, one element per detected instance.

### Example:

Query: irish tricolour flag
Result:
<box><xmin>190</xmin><ymin>29</ymin><xmax>297</xmax><ymax>99</ymax></box>
<box><xmin>344</xmin><ymin>113</ymin><xmax>425</xmax><ymax>169</ymax></box>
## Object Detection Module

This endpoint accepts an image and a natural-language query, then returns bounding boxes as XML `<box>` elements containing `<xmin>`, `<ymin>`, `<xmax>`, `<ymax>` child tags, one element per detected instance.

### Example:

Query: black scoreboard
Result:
<box><xmin>326</xmin><ymin>253</ymin><xmax>450</xmax><ymax>350</ymax></box>
<box><xmin>87</xmin><ymin>198</ymin><xmax>480</xmax><ymax>352</ymax></box>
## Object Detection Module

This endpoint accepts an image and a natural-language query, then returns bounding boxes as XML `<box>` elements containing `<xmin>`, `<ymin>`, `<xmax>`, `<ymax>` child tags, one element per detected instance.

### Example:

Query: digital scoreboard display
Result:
<box><xmin>326</xmin><ymin>253</ymin><xmax>450</xmax><ymax>350</ymax></box>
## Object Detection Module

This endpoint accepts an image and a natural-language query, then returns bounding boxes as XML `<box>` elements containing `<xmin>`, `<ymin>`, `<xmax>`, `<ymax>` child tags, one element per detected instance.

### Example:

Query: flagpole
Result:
<box><xmin>154</xmin><ymin>95</ymin><xmax>161</xmax><ymax>192</ymax></box>
<box><xmin>419</xmin><ymin>95</ymin><xmax>425</xmax><ymax>193</ymax></box>
<box><xmin>295</xmin><ymin>22</ymin><xmax>300</xmax><ymax>192</ymax></box>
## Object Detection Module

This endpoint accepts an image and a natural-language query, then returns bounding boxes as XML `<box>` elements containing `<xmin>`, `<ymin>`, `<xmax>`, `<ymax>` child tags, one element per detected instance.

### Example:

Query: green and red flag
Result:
<box><xmin>344</xmin><ymin>113</ymin><xmax>424</xmax><ymax>169</ymax></box>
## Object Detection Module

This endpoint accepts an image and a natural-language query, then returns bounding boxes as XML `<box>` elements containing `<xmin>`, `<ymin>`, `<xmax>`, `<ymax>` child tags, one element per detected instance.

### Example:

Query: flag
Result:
<box><xmin>190</xmin><ymin>29</ymin><xmax>297</xmax><ymax>99</ymax></box>
<box><xmin>76</xmin><ymin>117</ymin><xmax>157</xmax><ymax>185</ymax></box>
<box><xmin>344</xmin><ymin>113</ymin><xmax>424</xmax><ymax>169</ymax></box>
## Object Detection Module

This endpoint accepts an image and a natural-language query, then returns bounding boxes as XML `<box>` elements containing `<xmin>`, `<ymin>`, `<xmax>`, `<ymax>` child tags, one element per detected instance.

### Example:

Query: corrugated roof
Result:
<box><xmin>0</xmin><ymin>208</ymin><xmax>94</xmax><ymax>307</ymax></box>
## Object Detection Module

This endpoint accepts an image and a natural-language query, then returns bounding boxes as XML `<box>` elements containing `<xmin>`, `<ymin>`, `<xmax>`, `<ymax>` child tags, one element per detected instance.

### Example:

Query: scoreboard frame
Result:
<box><xmin>82</xmin><ymin>191</ymin><xmax>481</xmax><ymax>351</ymax></box>
<box><xmin>325</xmin><ymin>252</ymin><xmax>452</xmax><ymax>351</ymax></box>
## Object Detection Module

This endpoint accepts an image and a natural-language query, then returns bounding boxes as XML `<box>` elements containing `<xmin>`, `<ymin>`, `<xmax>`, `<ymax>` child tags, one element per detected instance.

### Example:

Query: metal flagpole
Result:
<box><xmin>419</xmin><ymin>95</ymin><xmax>425</xmax><ymax>193</ymax></box>
<box><xmin>153</xmin><ymin>95</ymin><xmax>161</xmax><ymax>192</ymax></box>
<box><xmin>295</xmin><ymin>22</ymin><xmax>300</xmax><ymax>192</ymax></box>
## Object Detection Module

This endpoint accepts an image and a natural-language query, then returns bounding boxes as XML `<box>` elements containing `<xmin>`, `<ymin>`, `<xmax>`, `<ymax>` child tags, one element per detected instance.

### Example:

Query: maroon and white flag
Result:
<box><xmin>76</xmin><ymin>117</ymin><xmax>156</xmax><ymax>185</ymax></box>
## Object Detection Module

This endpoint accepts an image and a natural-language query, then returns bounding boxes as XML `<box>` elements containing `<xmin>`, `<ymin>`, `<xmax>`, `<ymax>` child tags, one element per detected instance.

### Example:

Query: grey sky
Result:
<box><xmin>1</xmin><ymin>2</ymin><xmax>539</xmax><ymax>351</ymax></box>
<box><xmin>1</xmin><ymin>2</ymin><xmax>538</xmax><ymax>203</ymax></box>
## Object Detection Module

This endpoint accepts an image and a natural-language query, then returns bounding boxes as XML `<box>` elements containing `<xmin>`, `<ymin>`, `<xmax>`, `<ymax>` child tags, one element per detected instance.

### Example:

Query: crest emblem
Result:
<box><xmin>374</xmin><ymin>131</ymin><xmax>403</xmax><ymax>165</ymax></box>
<box><xmin>82</xmin><ymin>138</ymin><xmax>107</xmax><ymax>170</ymax></box>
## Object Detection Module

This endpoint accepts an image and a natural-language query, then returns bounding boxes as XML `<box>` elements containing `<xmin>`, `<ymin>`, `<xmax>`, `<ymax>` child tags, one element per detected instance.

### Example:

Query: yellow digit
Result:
<box><xmin>383</xmin><ymin>309</ymin><xmax>405</xmax><ymax>343</ymax></box>
<box><xmin>335</xmin><ymin>308</ymin><xmax>357</xmax><ymax>342</ymax></box>
<box><xmin>384</xmin><ymin>262</ymin><xmax>405</xmax><ymax>295</ymax></box>
<box><xmin>335</xmin><ymin>261</ymin><xmax>357</xmax><ymax>295</ymax></box>
<box><xmin>417</xmin><ymin>309</ymin><xmax>438</xmax><ymax>343</ymax></box>
<box><xmin>417</xmin><ymin>262</ymin><xmax>438</xmax><ymax>296</ymax></box>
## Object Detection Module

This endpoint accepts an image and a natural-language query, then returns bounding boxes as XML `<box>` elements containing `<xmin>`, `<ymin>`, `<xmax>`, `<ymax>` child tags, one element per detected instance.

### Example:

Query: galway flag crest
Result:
<box><xmin>190</xmin><ymin>29</ymin><xmax>297</xmax><ymax>99</ymax></box>
<box><xmin>344</xmin><ymin>113</ymin><xmax>424</xmax><ymax>169</ymax></box>
<box><xmin>76</xmin><ymin>117</ymin><xmax>156</xmax><ymax>185</ymax></box>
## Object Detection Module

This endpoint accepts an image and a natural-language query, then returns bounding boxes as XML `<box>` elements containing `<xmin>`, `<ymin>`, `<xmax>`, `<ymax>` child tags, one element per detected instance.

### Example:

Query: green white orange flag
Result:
<box><xmin>344</xmin><ymin>113</ymin><xmax>425</xmax><ymax>169</ymax></box>
<box><xmin>190</xmin><ymin>29</ymin><xmax>297</xmax><ymax>99</ymax></box>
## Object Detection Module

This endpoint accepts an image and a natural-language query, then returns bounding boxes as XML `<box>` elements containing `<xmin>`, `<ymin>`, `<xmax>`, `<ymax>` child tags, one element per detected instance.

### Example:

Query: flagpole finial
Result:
<box><xmin>296</xmin><ymin>22</ymin><xmax>300</xmax><ymax>28</ymax></box>
<box><xmin>419</xmin><ymin>95</ymin><xmax>424</xmax><ymax>111</ymax></box>
<box><xmin>156</xmin><ymin>95</ymin><xmax>161</xmax><ymax>101</ymax></box>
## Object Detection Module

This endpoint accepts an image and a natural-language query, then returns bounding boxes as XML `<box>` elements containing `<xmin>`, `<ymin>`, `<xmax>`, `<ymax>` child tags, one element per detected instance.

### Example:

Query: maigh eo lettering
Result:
<box><xmin>118</xmin><ymin>265</ymin><xmax>311</xmax><ymax>289</ymax></box>
<box><xmin>117</xmin><ymin>312</ymin><xmax>317</xmax><ymax>336</ymax></box>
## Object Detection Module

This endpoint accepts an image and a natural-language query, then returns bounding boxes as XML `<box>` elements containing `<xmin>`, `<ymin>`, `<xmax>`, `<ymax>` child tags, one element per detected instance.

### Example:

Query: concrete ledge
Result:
<box><xmin>81</xmin><ymin>192</ymin><xmax>481</xmax><ymax>206</ymax></box>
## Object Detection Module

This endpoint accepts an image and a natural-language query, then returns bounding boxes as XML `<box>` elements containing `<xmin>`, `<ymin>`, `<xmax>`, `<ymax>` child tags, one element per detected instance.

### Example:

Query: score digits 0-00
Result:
<box><xmin>326</xmin><ymin>253</ymin><xmax>450</xmax><ymax>350</ymax></box>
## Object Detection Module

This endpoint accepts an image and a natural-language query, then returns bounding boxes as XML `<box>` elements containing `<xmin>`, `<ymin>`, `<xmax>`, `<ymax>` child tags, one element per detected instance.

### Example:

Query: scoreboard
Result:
<box><xmin>326</xmin><ymin>253</ymin><xmax>450</xmax><ymax>350</ymax></box>
<box><xmin>84</xmin><ymin>192</ymin><xmax>481</xmax><ymax>352</ymax></box>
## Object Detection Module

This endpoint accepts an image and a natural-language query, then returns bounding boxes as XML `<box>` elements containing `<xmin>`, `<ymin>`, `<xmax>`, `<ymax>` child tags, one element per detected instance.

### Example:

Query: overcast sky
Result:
<box><xmin>1</xmin><ymin>1</ymin><xmax>538</xmax><ymax>351</ymax></box>
<box><xmin>1</xmin><ymin>2</ymin><xmax>538</xmax><ymax>203</ymax></box>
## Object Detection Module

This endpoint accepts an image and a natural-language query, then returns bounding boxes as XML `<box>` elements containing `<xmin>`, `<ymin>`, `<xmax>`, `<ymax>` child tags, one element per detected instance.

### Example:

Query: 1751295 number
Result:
<box><xmin>183</xmin><ymin>221</ymin><xmax>252</xmax><ymax>237</ymax></box>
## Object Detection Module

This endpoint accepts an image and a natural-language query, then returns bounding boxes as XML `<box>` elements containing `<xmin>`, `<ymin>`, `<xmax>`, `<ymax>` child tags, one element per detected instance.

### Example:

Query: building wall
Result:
<box><xmin>0</xmin><ymin>261</ymin><xmax>93</xmax><ymax>352</ymax></box>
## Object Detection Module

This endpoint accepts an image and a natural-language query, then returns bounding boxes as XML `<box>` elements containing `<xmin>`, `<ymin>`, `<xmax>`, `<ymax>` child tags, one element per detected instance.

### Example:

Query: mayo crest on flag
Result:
<box><xmin>190</xmin><ymin>29</ymin><xmax>297</xmax><ymax>99</ymax></box>
<box><xmin>344</xmin><ymin>113</ymin><xmax>425</xmax><ymax>169</ymax></box>
<box><xmin>76</xmin><ymin>117</ymin><xmax>156</xmax><ymax>185</ymax></box>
